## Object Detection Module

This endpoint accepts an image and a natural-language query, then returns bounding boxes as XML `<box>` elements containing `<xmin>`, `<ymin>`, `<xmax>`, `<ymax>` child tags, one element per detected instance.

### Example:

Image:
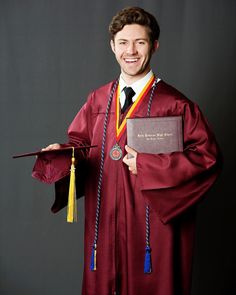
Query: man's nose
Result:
<box><xmin>126</xmin><ymin>42</ymin><xmax>137</xmax><ymax>54</ymax></box>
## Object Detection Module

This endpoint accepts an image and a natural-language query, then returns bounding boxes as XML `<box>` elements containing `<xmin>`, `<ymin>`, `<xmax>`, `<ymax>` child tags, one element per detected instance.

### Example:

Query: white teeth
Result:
<box><xmin>125</xmin><ymin>58</ymin><xmax>138</xmax><ymax>62</ymax></box>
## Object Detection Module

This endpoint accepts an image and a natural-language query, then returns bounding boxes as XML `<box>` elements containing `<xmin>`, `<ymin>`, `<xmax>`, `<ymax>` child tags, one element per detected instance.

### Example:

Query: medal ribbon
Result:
<box><xmin>115</xmin><ymin>74</ymin><xmax>155</xmax><ymax>142</ymax></box>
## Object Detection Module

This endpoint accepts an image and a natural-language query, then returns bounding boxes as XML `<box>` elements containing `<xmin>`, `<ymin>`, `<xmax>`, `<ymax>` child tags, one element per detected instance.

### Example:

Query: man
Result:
<box><xmin>33</xmin><ymin>7</ymin><xmax>221</xmax><ymax>295</ymax></box>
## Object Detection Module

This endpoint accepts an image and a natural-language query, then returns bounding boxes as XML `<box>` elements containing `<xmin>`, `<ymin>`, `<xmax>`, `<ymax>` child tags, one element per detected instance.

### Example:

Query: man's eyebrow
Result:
<box><xmin>116</xmin><ymin>38</ymin><xmax>149</xmax><ymax>41</ymax></box>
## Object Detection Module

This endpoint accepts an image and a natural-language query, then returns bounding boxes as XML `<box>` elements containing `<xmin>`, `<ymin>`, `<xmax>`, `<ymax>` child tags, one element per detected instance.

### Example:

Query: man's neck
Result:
<box><xmin>121</xmin><ymin>69</ymin><xmax>151</xmax><ymax>85</ymax></box>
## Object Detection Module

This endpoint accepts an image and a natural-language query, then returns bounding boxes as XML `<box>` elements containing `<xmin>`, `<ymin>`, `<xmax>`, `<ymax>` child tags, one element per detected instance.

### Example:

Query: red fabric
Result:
<box><xmin>32</xmin><ymin>80</ymin><xmax>222</xmax><ymax>295</ymax></box>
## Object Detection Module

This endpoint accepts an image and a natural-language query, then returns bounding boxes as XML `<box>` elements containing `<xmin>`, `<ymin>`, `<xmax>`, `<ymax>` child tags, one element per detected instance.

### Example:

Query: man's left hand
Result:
<box><xmin>123</xmin><ymin>145</ymin><xmax>138</xmax><ymax>175</ymax></box>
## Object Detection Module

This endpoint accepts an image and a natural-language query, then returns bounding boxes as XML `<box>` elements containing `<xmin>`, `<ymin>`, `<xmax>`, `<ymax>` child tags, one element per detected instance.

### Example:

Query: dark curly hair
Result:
<box><xmin>109</xmin><ymin>7</ymin><xmax>160</xmax><ymax>47</ymax></box>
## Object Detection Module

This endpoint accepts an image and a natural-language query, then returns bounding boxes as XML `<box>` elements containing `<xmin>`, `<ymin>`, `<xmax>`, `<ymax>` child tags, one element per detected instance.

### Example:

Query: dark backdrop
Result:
<box><xmin>1</xmin><ymin>0</ymin><xmax>235</xmax><ymax>294</ymax></box>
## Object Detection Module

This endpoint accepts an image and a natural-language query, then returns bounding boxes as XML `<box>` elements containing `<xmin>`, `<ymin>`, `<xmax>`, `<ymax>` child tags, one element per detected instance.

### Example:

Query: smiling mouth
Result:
<box><xmin>124</xmin><ymin>58</ymin><xmax>139</xmax><ymax>63</ymax></box>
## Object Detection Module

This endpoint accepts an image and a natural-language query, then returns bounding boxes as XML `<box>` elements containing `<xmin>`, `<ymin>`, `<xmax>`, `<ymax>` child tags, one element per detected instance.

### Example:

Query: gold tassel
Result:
<box><xmin>67</xmin><ymin>147</ymin><xmax>77</xmax><ymax>223</ymax></box>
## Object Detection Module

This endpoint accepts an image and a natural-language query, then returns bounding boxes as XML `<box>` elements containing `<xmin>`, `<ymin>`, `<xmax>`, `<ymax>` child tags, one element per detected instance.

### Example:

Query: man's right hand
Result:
<box><xmin>41</xmin><ymin>143</ymin><xmax>61</xmax><ymax>151</ymax></box>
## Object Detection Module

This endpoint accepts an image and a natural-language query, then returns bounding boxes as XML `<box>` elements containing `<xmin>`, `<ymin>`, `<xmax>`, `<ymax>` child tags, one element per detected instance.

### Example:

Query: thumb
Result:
<box><xmin>125</xmin><ymin>145</ymin><xmax>137</xmax><ymax>155</ymax></box>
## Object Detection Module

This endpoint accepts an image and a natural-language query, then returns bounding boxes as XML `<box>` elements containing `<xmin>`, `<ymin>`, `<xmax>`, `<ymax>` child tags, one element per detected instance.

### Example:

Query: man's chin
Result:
<box><xmin>124</xmin><ymin>69</ymin><xmax>148</xmax><ymax>78</ymax></box>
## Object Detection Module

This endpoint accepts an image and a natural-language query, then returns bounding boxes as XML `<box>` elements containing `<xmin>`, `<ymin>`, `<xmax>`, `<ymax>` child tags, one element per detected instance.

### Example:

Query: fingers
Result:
<box><xmin>128</xmin><ymin>166</ymin><xmax>137</xmax><ymax>175</ymax></box>
<box><xmin>41</xmin><ymin>143</ymin><xmax>60</xmax><ymax>151</ymax></box>
<box><xmin>122</xmin><ymin>154</ymin><xmax>132</xmax><ymax>166</ymax></box>
<box><xmin>122</xmin><ymin>154</ymin><xmax>129</xmax><ymax>165</ymax></box>
<box><xmin>123</xmin><ymin>146</ymin><xmax>138</xmax><ymax>175</ymax></box>
<box><xmin>125</xmin><ymin>145</ymin><xmax>137</xmax><ymax>156</ymax></box>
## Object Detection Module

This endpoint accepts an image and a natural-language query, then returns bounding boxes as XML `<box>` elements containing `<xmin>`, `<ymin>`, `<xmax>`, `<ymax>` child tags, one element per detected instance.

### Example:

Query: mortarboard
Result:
<box><xmin>13</xmin><ymin>145</ymin><xmax>96</xmax><ymax>222</ymax></box>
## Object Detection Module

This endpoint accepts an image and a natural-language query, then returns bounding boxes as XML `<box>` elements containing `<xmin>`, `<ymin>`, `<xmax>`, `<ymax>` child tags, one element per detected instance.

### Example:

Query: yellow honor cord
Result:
<box><xmin>67</xmin><ymin>147</ymin><xmax>78</xmax><ymax>223</ymax></box>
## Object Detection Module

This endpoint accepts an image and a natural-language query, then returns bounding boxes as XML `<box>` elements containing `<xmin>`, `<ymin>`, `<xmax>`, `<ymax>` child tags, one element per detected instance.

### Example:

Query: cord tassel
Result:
<box><xmin>90</xmin><ymin>244</ymin><xmax>97</xmax><ymax>271</ymax></box>
<box><xmin>144</xmin><ymin>246</ymin><xmax>152</xmax><ymax>273</ymax></box>
<box><xmin>67</xmin><ymin>147</ymin><xmax>77</xmax><ymax>223</ymax></box>
<box><xmin>144</xmin><ymin>205</ymin><xmax>152</xmax><ymax>274</ymax></box>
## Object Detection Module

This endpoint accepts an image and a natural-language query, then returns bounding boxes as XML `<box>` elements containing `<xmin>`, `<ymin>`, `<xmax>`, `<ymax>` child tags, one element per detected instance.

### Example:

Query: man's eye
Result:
<box><xmin>138</xmin><ymin>41</ymin><xmax>145</xmax><ymax>45</ymax></box>
<box><xmin>119</xmin><ymin>42</ymin><xmax>126</xmax><ymax>45</ymax></box>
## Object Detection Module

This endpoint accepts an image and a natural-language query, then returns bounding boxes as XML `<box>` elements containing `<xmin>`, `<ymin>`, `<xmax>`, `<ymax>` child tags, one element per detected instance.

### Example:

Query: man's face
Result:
<box><xmin>111</xmin><ymin>24</ymin><xmax>159</xmax><ymax>83</ymax></box>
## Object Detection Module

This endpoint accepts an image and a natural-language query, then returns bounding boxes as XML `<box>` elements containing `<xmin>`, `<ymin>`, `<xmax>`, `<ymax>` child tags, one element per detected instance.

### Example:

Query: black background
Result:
<box><xmin>1</xmin><ymin>0</ymin><xmax>236</xmax><ymax>294</ymax></box>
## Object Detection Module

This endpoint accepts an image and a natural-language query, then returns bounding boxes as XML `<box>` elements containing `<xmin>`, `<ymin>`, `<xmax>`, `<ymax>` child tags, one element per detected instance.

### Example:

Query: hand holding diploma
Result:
<box><xmin>123</xmin><ymin>145</ymin><xmax>138</xmax><ymax>175</ymax></box>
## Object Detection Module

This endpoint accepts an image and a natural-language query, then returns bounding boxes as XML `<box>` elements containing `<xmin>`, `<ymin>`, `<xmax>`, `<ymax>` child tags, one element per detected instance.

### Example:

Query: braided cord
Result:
<box><xmin>92</xmin><ymin>80</ymin><xmax>119</xmax><ymax>248</ymax></box>
<box><xmin>145</xmin><ymin>205</ymin><xmax>150</xmax><ymax>247</ymax></box>
<box><xmin>147</xmin><ymin>78</ymin><xmax>158</xmax><ymax>116</ymax></box>
<box><xmin>144</xmin><ymin>78</ymin><xmax>159</xmax><ymax>273</ymax></box>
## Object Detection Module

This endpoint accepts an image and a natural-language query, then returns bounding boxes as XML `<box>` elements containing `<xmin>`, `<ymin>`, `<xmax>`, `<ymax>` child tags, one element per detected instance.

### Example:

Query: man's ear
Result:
<box><xmin>152</xmin><ymin>40</ymin><xmax>159</xmax><ymax>53</ymax></box>
<box><xmin>110</xmin><ymin>40</ymin><xmax>115</xmax><ymax>53</ymax></box>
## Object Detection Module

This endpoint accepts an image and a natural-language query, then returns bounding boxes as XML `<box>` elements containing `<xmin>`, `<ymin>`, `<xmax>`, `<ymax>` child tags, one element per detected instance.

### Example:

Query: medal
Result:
<box><xmin>110</xmin><ymin>144</ymin><xmax>123</xmax><ymax>161</ymax></box>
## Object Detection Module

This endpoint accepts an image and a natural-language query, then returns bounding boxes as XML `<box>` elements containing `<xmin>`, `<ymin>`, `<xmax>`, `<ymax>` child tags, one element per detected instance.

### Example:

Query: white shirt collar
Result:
<box><xmin>119</xmin><ymin>70</ymin><xmax>154</xmax><ymax>96</ymax></box>
<box><xmin>119</xmin><ymin>70</ymin><xmax>161</xmax><ymax>107</ymax></box>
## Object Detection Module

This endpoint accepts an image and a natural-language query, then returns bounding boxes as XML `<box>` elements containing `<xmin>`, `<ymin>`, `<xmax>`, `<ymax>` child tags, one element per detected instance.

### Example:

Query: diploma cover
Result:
<box><xmin>127</xmin><ymin>116</ymin><xmax>183</xmax><ymax>155</ymax></box>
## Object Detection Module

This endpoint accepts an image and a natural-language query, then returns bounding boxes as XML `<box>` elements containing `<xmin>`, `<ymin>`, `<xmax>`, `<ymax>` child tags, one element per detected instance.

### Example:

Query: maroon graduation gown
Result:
<box><xmin>32</xmin><ymin>80</ymin><xmax>222</xmax><ymax>295</ymax></box>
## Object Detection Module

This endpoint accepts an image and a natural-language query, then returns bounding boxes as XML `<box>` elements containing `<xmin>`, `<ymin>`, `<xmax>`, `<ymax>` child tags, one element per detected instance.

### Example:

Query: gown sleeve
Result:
<box><xmin>32</xmin><ymin>93</ymin><xmax>94</xmax><ymax>212</ymax></box>
<box><xmin>136</xmin><ymin>101</ymin><xmax>222</xmax><ymax>224</ymax></box>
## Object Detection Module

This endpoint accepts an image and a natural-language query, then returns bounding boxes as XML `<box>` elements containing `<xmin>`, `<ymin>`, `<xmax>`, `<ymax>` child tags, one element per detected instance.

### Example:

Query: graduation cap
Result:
<box><xmin>13</xmin><ymin>145</ymin><xmax>96</xmax><ymax>223</ymax></box>
<box><xmin>12</xmin><ymin>145</ymin><xmax>95</xmax><ymax>159</ymax></box>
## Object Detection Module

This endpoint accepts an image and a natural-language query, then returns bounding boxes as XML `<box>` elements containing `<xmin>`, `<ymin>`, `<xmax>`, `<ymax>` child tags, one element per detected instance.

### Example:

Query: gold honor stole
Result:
<box><xmin>115</xmin><ymin>74</ymin><xmax>155</xmax><ymax>141</ymax></box>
